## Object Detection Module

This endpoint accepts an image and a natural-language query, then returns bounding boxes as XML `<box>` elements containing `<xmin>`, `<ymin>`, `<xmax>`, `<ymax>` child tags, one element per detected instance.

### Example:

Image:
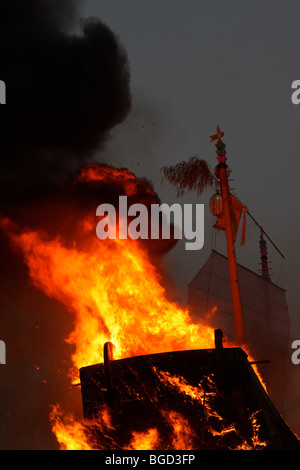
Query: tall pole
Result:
<box><xmin>211</xmin><ymin>129</ymin><xmax>245</xmax><ymax>344</ymax></box>
<box><xmin>259</xmin><ymin>230</ymin><xmax>271</xmax><ymax>282</ymax></box>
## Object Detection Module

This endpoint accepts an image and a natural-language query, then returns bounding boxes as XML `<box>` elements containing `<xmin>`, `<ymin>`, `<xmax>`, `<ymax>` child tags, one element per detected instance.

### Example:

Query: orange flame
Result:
<box><xmin>161</xmin><ymin>410</ymin><xmax>196</xmax><ymax>450</ymax></box>
<box><xmin>126</xmin><ymin>428</ymin><xmax>160</xmax><ymax>450</ymax></box>
<box><xmin>50</xmin><ymin>405</ymin><xmax>93</xmax><ymax>450</ymax></box>
<box><xmin>0</xmin><ymin>164</ymin><xmax>267</xmax><ymax>450</ymax></box>
<box><xmin>6</xmin><ymin>226</ymin><xmax>215</xmax><ymax>382</ymax></box>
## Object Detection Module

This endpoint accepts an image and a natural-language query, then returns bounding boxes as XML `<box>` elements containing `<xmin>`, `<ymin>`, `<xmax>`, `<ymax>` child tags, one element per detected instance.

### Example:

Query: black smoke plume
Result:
<box><xmin>0</xmin><ymin>0</ymin><xmax>131</xmax><ymax>211</ymax></box>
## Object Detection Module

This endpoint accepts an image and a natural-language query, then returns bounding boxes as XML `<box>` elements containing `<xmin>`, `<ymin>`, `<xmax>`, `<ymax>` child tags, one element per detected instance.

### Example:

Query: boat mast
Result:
<box><xmin>210</xmin><ymin>127</ymin><xmax>245</xmax><ymax>344</ymax></box>
<box><xmin>259</xmin><ymin>230</ymin><xmax>271</xmax><ymax>282</ymax></box>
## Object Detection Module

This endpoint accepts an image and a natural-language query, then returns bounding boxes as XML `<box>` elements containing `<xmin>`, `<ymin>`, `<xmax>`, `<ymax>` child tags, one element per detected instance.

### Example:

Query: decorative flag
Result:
<box><xmin>213</xmin><ymin>194</ymin><xmax>245</xmax><ymax>243</ymax></box>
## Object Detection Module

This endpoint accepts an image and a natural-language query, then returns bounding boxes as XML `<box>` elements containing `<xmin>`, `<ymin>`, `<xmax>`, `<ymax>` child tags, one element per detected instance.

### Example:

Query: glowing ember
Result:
<box><xmin>153</xmin><ymin>367</ymin><xmax>205</xmax><ymax>403</ymax></box>
<box><xmin>74</xmin><ymin>163</ymin><xmax>156</xmax><ymax>198</ymax></box>
<box><xmin>161</xmin><ymin>410</ymin><xmax>196</xmax><ymax>450</ymax></box>
<box><xmin>126</xmin><ymin>428</ymin><xmax>159</xmax><ymax>450</ymax></box>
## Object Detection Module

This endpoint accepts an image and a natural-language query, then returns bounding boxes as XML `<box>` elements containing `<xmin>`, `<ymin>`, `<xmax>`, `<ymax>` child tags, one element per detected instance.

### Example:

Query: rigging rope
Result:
<box><xmin>229</xmin><ymin>188</ymin><xmax>285</xmax><ymax>260</ymax></box>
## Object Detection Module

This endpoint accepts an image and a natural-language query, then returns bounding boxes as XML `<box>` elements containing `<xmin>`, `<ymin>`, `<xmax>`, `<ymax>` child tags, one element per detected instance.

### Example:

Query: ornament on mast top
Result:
<box><xmin>209</xmin><ymin>126</ymin><xmax>224</xmax><ymax>143</ymax></box>
<box><xmin>210</xmin><ymin>126</ymin><xmax>227</xmax><ymax>162</ymax></box>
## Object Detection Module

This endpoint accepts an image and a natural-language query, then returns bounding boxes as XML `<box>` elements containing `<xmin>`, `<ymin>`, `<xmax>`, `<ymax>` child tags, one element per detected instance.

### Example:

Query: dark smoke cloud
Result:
<box><xmin>0</xmin><ymin>0</ymin><xmax>131</xmax><ymax>210</ymax></box>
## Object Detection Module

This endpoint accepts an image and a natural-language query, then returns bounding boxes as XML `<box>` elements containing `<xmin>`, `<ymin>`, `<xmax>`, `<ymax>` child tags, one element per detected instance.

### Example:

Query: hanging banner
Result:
<box><xmin>213</xmin><ymin>194</ymin><xmax>244</xmax><ymax>242</ymax></box>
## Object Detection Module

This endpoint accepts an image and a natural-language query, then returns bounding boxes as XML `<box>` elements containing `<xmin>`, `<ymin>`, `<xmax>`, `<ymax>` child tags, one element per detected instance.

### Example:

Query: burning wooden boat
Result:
<box><xmin>78</xmin><ymin>128</ymin><xmax>299</xmax><ymax>450</ymax></box>
<box><xmin>79</xmin><ymin>330</ymin><xmax>300</xmax><ymax>450</ymax></box>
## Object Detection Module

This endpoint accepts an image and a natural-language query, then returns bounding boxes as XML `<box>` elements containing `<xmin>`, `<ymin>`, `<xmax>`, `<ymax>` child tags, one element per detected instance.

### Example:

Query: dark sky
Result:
<box><xmin>1</xmin><ymin>0</ymin><xmax>300</xmax><ymax>449</ymax></box>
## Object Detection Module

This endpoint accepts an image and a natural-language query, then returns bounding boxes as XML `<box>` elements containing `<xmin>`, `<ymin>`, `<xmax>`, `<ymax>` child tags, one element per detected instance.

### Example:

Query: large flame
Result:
<box><xmin>4</xmin><ymin>219</ymin><xmax>218</xmax><ymax>449</ymax></box>
<box><xmin>1</xmin><ymin>164</ymin><xmax>267</xmax><ymax>450</ymax></box>
<box><xmin>4</xmin><ymin>224</ymin><xmax>215</xmax><ymax>382</ymax></box>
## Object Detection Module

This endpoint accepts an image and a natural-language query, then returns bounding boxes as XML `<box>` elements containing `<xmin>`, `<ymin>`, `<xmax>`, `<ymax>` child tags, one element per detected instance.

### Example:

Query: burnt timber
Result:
<box><xmin>79</xmin><ymin>330</ymin><xmax>300</xmax><ymax>450</ymax></box>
